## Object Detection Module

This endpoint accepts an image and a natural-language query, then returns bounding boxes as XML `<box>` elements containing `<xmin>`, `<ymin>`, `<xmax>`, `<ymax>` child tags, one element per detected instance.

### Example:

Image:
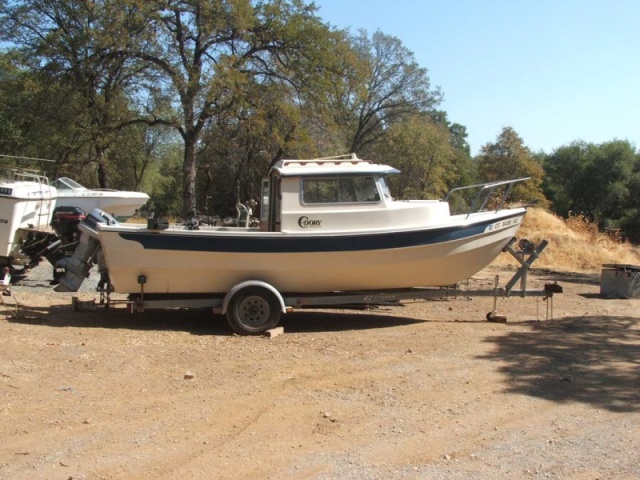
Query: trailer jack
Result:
<box><xmin>484</xmin><ymin>238</ymin><xmax>562</xmax><ymax>322</ymax></box>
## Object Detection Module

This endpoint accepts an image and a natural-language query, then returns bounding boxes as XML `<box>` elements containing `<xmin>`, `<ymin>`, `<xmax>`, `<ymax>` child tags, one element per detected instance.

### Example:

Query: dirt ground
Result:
<box><xmin>1</xmin><ymin>265</ymin><xmax>639</xmax><ymax>480</ymax></box>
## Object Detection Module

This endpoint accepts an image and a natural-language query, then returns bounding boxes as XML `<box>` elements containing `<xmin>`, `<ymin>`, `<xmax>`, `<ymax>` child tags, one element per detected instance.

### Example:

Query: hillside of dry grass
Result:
<box><xmin>492</xmin><ymin>207</ymin><xmax>640</xmax><ymax>273</ymax></box>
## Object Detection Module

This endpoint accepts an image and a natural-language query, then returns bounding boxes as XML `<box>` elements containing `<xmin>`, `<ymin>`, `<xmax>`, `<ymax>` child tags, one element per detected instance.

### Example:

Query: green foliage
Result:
<box><xmin>543</xmin><ymin>139</ymin><xmax>639</xmax><ymax>241</ymax></box>
<box><xmin>195</xmin><ymin>77</ymin><xmax>323</xmax><ymax>217</ymax></box>
<box><xmin>428</xmin><ymin>110</ymin><xmax>477</xmax><ymax>211</ymax></box>
<box><xmin>378</xmin><ymin>116</ymin><xmax>455</xmax><ymax>199</ymax></box>
<box><xmin>1</xmin><ymin>0</ymin><xmax>153</xmax><ymax>188</ymax></box>
<box><xmin>476</xmin><ymin>126</ymin><xmax>548</xmax><ymax>208</ymax></box>
<box><xmin>122</xmin><ymin>0</ymin><xmax>341</xmax><ymax>215</ymax></box>
<box><xmin>0</xmin><ymin>52</ymin><xmax>92</xmax><ymax>171</ymax></box>
<box><xmin>620</xmin><ymin>166</ymin><xmax>640</xmax><ymax>242</ymax></box>
<box><xmin>144</xmin><ymin>144</ymin><xmax>183</xmax><ymax>217</ymax></box>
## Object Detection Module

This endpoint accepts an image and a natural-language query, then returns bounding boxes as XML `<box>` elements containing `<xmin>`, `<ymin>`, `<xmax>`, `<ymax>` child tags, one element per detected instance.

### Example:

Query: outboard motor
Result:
<box><xmin>19</xmin><ymin>231</ymin><xmax>62</xmax><ymax>270</ymax></box>
<box><xmin>55</xmin><ymin>209</ymin><xmax>117</xmax><ymax>292</ymax></box>
<box><xmin>18</xmin><ymin>206</ymin><xmax>87</xmax><ymax>280</ymax></box>
<box><xmin>51</xmin><ymin>206</ymin><xmax>86</xmax><ymax>254</ymax></box>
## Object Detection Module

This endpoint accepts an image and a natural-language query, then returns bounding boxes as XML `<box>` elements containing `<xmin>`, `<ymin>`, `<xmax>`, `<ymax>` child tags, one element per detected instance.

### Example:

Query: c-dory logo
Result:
<box><xmin>298</xmin><ymin>216</ymin><xmax>322</xmax><ymax>228</ymax></box>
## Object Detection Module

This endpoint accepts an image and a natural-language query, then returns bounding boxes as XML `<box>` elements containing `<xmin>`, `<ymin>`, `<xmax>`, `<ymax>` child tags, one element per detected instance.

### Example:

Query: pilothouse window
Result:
<box><xmin>302</xmin><ymin>177</ymin><xmax>380</xmax><ymax>204</ymax></box>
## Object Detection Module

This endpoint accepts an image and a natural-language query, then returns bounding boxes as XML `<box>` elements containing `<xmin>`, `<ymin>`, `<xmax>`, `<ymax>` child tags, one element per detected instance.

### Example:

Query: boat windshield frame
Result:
<box><xmin>51</xmin><ymin>177</ymin><xmax>86</xmax><ymax>191</ymax></box>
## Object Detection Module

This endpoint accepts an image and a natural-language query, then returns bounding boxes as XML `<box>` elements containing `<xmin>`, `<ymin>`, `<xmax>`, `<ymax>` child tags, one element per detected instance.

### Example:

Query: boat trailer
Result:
<box><xmin>72</xmin><ymin>237</ymin><xmax>562</xmax><ymax>335</ymax></box>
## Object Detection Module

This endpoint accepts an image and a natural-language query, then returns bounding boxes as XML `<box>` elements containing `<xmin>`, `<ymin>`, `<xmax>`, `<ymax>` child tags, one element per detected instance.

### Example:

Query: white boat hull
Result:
<box><xmin>0</xmin><ymin>181</ymin><xmax>57</xmax><ymax>261</ymax></box>
<box><xmin>55</xmin><ymin>192</ymin><xmax>149</xmax><ymax>221</ymax></box>
<box><xmin>96</xmin><ymin>209</ymin><xmax>526</xmax><ymax>294</ymax></box>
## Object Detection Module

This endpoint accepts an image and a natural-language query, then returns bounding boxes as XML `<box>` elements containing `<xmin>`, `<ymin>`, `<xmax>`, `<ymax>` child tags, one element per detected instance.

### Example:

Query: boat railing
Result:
<box><xmin>444</xmin><ymin>177</ymin><xmax>531</xmax><ymax>218</ymax></box>
<box><xmin>0</xmin><ymin>155</ymin><xmax>55</xmax><ymax>184</ymax></box>
<box><xmin>0</xmin><ymin>167</ymin><xmax>51</xmax><ymax>186</ymax></box>
<box><xmin>15</xmin><ymin>169</ymin><xmax>50</xmax><ymax>186</ymax></box>
<box><xmin>236</xmin><ymin>202</ymin><xmax>253</xmax><ymax>228</ymax></box>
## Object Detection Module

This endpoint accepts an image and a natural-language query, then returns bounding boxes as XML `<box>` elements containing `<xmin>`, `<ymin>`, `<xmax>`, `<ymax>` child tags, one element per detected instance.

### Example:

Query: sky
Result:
<box><xmin>314</xmin><ymin>0</ymin><xmax>640</xmax><ymax>155</ymax></box>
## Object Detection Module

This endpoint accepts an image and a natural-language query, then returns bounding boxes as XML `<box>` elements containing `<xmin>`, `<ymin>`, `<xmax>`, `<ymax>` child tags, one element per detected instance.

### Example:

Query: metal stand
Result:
<box><xmin>483</xmin><ymin>238</ymin><xmax>562</xmax><ymax>321</ymax></box>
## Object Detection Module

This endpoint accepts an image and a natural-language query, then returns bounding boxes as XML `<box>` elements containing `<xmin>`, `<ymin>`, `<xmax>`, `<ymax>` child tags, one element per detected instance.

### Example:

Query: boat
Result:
<box><xmin>0</xmin><ymin>166</ymin><xmax>59</xmax><ymax>269</ymax></box>
<box><xmin>51</xmin><ymin>177</ymin><xmax>149</xmax><ymax>221</ymax></box>
<box><xmin>57</xmin><ymin>154</ymin><xmax>531</xmax><ymax>324</ymax></box>
<box><xmin>0</xmin><ymin>155</ymin><xmax>150</xmax><ymax>275</ymax></box>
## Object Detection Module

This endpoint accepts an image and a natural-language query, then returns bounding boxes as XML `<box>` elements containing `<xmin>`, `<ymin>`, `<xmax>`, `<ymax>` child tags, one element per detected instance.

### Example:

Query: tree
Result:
<box><xmin>127</xmin><ymin>0</ymin><xmax>336</xmax><ymax>215</ymax></box>
<box><xmin>342</xmin><ymin>30</ymin><xmax>442</xmax><ymax>154</ymax></box>
<box><xmin>0</xmin><ymin>0</ymin><xmax>461</xmax><ymax>216</ymax></box>
<box><xmin>429</xmin><ymin>109</ymin><xmax>477</xmax><ymax>205</ymax></box>
<box><xmin>619</xmin><ymin>159</ymin><xmax>640</xmax><ymax>242</ymax></box>
<box><xmin>430</xmin><ymin>110</ymin><xmax>471</xmax><ymax>157</ymax></box>
<box><xmin>0</xmin><ymin>51</ymin><xmax>91</xmax><ymax>174</ymax></box>
<box><xmin>476</xmin><ymin>127</ymin><xmax>548</xmax><ymax>207</ymax></box>
<box><xmin>107</xmin><ymin>123</ymin><xmax>173</xmax><ymax>192</ymax></box>
<box><xmin>542</xmin><ymin>142</ymin><xmax>585</xmax><ymax>217</ymax></box>
<box><xmin>377</xmin><ymin>116</ymin><xmax>456</xmax><ymax>200</ymax></box>
<box><xmin>0</xmin><ymin>0</ymin><xmax>152</xmax><ymax>187</ymax></box>
<box><xmin>586</xmin><ymin>141</ymin><xmax>635</xmax><ymax>227</ymax></box>
<box><xmin>196</xmin><ymin>76</ymin><xmax>326</xmax><ymax>217</ymax></box>
<box><xmin>544</xmin><ymin>139</ymin><xmax>638</xmax><ymax>237</ymax></box>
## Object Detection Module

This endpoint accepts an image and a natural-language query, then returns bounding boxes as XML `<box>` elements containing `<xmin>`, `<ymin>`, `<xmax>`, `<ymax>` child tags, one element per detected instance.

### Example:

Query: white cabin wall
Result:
<box><xmin>279</xmin><ymin>177</ymin><xmax>452</xmax><ymax>233</ymax></box>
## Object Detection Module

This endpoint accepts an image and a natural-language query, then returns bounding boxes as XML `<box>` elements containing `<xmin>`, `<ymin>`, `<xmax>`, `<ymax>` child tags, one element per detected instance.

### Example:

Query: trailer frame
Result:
<box><xmin>71</xmin><ymin>237</ymin><xmax>562</xmax><ymax>334</ymax></box>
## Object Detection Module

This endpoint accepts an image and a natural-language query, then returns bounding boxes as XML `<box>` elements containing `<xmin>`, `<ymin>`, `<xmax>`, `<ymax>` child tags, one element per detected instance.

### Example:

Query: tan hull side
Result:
<box><xmin>100</xmin><ymin>223</ymin><xmax>522</xmax><ymax>294</ymax></box>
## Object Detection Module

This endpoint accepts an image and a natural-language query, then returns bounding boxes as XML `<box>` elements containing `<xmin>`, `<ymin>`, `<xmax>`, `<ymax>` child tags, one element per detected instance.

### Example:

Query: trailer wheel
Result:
<box><xmin>226</xmin><ymin>287</ymin><xmax>281</xmax><ymax>335</ymax></box>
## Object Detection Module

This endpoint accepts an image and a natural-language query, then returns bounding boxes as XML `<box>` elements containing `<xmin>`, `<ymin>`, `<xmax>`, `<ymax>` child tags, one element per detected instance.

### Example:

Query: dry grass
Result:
<box><xmin>493</xmin><ymin>207</ymin><xmax>640</xmax><ymax>273</ymax></box>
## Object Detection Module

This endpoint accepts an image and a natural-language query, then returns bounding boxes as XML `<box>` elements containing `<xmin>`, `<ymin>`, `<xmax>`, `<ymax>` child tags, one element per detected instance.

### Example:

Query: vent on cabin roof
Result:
<box><xmin>280</xmin><ymin>153</ymin><xmax>373</xmax><ymax>167</ymax></box>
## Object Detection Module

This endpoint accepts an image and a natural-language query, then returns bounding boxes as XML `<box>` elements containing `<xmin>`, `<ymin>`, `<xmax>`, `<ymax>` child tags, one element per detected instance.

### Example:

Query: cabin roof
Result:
<box><xmin>269</xmin><ymin>153</ymin><xmax>400</xmax><ymax>177</ymax></box>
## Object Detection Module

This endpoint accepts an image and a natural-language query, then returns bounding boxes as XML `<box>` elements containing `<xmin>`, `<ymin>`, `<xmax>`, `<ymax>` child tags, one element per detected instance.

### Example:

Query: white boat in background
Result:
<box><xmin>51</xmin><ymin>177</ymin><xmax>149</xmax><ymax>221</ymax></box>
<box><xmin>0</xmin><ymin>155</ymin><xmax>151</xmax><ymax>274</ymax></box>
<box><xmin>58</xmin><ymin>154</ymin><xmax>532</xmax><ymax>334</ymax></box>
<box><xmin>0</xmin><ymin>167</ymin><xmax>58</xmax><ymax>268</ymax></box>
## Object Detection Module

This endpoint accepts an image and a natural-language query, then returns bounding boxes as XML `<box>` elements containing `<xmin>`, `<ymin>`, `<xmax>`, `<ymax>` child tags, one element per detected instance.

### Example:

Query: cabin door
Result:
<box><xmin>260</xmin><ymin>178</ymin><xmax>269</xmax><ymax>231</ymax></box>
<box><xmin>260</xmin><ymin>175</ymin><xmax>281</xmax><ymax>232</ymax></box>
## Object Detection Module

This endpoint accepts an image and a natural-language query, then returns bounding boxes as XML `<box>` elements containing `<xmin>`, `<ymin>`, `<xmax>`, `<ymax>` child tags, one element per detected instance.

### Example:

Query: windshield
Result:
<box><xmin>380</xmin><ymin>176</ymin><xmax>393</xmax><ymax>200</ymax></box>
<box><xmin>302</xmin><ymin>176</ymin><xmax>380</xmax><ymax>204</ymax></box>
<box><xmin>51</xmin><ymin>177</ymin><xmax>85</xmax><ymax>190</ymax></box>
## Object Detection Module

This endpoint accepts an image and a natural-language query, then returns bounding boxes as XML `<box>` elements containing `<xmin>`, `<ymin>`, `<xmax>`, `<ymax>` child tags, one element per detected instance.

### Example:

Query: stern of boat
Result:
<box><xmin>55</xmin><ymin>209</ymin><xmax>118</xmax><ymax>292</ymax></box>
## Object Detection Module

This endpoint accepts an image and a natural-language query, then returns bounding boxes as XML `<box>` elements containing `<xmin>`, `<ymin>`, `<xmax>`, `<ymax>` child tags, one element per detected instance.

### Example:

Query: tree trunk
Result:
<box><xmin>95</xmin><ymin>145</ymin><xmax>109</xmax><ymax>188</ymax></box>
<box><xmin>183</xmin><ymin>136</ymin><xmax>198</xmax><ymax>216</ymax></box>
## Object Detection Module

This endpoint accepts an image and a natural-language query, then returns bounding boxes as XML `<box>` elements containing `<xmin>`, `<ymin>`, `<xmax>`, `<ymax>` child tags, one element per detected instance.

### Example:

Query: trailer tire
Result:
<box><xmin>226</xmin><ymin>287</ymin><xmax>281</xmax><ymax>335</ymax></box>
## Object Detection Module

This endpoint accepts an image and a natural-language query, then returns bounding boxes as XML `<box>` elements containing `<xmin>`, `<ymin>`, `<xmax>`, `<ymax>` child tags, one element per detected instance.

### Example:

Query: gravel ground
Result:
<box><xmin>1</xmin><ymin>265</ymin><xmax>639</xmax><ymax>479</ymax></box>
<box><xmin>12</xmin><ymin>261</ymin><xmax>102</xmax><ymax>294</ymax></box>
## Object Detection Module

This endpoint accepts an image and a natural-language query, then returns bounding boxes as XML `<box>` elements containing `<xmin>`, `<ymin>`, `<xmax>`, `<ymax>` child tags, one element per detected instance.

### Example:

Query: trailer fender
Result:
<box><xmin>219</xmin><ymin>281</ymin><xmax>286</xmax><ymax>315</ymax></box>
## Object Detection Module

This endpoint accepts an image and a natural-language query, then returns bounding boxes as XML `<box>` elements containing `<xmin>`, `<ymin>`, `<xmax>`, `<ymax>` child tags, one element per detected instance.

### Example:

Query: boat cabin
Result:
<box><xmin>260</xmin><ymin>153</ymin><xmax>450</xmax><ymax>233</ymax></box>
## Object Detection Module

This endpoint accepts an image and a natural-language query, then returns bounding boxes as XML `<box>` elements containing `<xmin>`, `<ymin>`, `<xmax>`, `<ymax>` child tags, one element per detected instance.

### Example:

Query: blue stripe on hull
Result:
<box><xmin>117</xmin><ymin>212</ymin><xmax>523</xmax><ymax>254</ymax></box>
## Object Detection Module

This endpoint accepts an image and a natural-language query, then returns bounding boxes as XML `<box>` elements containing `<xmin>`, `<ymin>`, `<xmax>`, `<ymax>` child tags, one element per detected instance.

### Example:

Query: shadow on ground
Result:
<box><xmin>534</xmin><ymin>269</ymin><xmax>601</xmax><ymax>287</ymax></box>
<box><xmin>8</xmin><ymin>304</ymin><xmax>422</xmax><ymax>335</ymax></box>
<box><xmin>479</xmin><ymin>315</ymin><xmax>640</xmax><ymax>412</ymax></box>
<box><xmin>281</xmin><ymin>309</ymin><xmax>421</xmax><ymax>332</ymax></box>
